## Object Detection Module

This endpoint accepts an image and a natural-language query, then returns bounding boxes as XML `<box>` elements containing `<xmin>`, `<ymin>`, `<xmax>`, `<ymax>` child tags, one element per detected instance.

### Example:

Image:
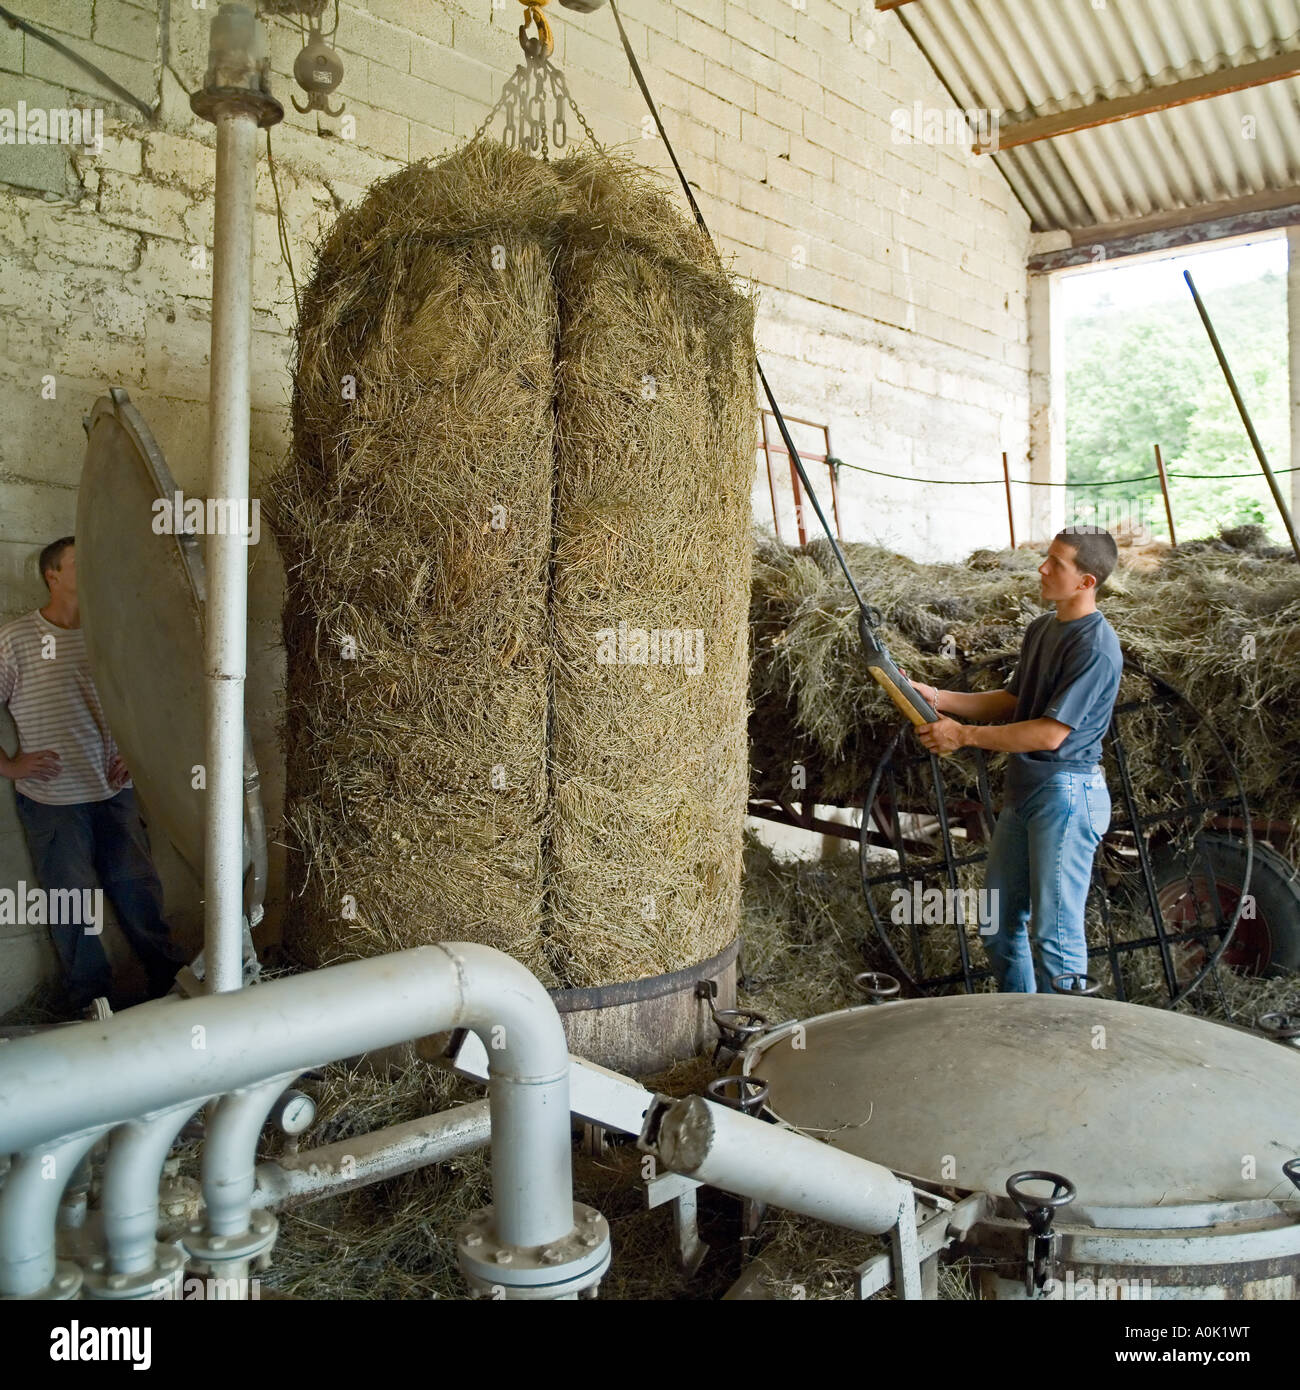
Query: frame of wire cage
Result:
<box><xmin>857</xmin><ymin>654</ymin><xmax>1256</xmax><ymax>1010</ymax></box>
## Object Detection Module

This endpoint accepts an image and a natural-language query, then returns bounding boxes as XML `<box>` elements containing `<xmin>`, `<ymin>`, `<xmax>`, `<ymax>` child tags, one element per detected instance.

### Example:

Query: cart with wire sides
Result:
<box><xmin>749</xmin><ymin>651</ymin><xmax>1300</xmax><ymax>1029</ymax></box>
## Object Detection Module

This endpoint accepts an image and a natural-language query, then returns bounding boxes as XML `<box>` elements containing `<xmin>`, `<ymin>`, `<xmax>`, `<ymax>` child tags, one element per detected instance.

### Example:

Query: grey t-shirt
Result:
<box><xmin>1003</xmin><ymin>609</ymin><xmax>1123</xmax><ymax>807</ymax></box>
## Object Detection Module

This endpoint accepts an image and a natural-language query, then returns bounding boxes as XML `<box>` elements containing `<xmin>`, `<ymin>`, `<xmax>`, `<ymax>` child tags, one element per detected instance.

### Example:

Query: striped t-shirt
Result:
<box><xmin>0</xmin><ymin>610</ymin><xmax>126</xmax><ymax>805</ymax></box>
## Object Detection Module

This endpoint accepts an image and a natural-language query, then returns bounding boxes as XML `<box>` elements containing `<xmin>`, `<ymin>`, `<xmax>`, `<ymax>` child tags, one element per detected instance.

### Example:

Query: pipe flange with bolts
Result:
<box><xmin>7</xmin><ymin>1261</ymin><xmax>84</xmax><ymax>1301</ymax></box>
<box><xmin>81</xmin><ymin>1244</ymin><xmax>185</xmax><ymax>1301</ymax></box>
<box><xmin>189</xmin><ymin>2</ymin><xmax>284</xmax><ymax>128</ymax></box>
<box><xmin>182</xmin><ymin>1208</ymin><xmax>278</xmax><ymax>1268</ymax></box>
<box><xmin>456</xmin><ymin>1202</ymin><xmax>611</xmax><ymax>1299</ymax></box>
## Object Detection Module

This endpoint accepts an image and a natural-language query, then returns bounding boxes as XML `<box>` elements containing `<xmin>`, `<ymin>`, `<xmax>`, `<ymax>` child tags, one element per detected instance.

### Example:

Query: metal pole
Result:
<box><xmin>1184</xmin><ymin>270</ymin><xmax>1300</xmax><ymax>562</ymax></box>
<box><xmin>1153</xmin><ymin>444</ymin><xmax>1177</xmax><ymax>545</ymax></box>
<box><xmin>1001</xmin><ymin>451</ymin><xmax>1016</xmax><ymax>548</ymax></box>
<box><xmin>206</xmin><ymin>110</ymin><xmax>255</xmax><ymax>995</ymax></box>
<box><xmin>190</xmin><ymin>5</ymin><xmax>283</xmax><ymax>993</ymax></box>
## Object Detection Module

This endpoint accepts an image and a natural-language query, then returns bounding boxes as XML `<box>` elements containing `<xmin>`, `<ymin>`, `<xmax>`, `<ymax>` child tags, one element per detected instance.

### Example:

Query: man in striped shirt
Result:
<box><xmin>0</xmin><ymin>537</ymin><xmax>186</xmax><ymax>1012</ymax></box>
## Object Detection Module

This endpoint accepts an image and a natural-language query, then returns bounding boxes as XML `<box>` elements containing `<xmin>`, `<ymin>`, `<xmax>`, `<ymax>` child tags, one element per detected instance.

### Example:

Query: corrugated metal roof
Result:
<box><xmin>893</xmin><ymin>0</ymin><xmax>1300</xmax><ymax>232</ymax></box>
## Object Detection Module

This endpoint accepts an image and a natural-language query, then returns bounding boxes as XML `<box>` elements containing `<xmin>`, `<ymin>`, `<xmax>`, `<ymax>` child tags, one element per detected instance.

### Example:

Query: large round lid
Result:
<box><xmin>744</xmin><ymin>993</ymin><xmax>1300</xmax><ymax>1208</ymax></box>
<box><xmin>77</xmin><ymin>389</ymin><xmax>265</xmax><ymax>912</ymax></box>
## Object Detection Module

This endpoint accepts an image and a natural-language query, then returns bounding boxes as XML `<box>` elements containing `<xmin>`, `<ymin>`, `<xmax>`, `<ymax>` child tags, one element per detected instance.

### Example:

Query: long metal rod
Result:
<box><xmin>1184</xmin><ymin>270</ymin><xmax>1300</xmax><ymax>561</ymax></box>
<box><xmin>203</xmin><ymin>106</ymin><xmax>259</xmax><ymax>995</ymax></box>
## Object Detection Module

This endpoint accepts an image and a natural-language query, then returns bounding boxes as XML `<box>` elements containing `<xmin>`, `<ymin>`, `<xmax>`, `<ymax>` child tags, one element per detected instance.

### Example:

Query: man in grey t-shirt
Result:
<box><xmin>910</xmin><ymin>528</ymin><xmax>1123</xmax><ymax>992</ymax></box>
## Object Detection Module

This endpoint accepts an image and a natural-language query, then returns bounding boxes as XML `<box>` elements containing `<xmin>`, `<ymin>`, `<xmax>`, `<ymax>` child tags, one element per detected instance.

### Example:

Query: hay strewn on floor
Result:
<box><xmin>273</xmin><ymin>142</ymin><xmax>755</xmax><ymax>985</ymax></box>
<box><xmin>750</xmin><ymin>525</ymin><xmax>1300</xmax><ymax>850</ymax></box>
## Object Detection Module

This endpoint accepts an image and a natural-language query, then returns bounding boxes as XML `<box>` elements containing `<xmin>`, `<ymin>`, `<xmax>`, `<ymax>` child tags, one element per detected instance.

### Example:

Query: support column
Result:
<box><xmin>1289</xmin><ymin>227</ymin><xmax>1300</xmax><ymax>520</ymax></box>
<box><xmin>190</xmin><ymin>4</ymin><xmax>282</xmax><ymax>993</ymax></box>
<box><xmin>1027</xmin><ymin>270</ymin><xmax>1066</xmax><ymax>544</ymax></box>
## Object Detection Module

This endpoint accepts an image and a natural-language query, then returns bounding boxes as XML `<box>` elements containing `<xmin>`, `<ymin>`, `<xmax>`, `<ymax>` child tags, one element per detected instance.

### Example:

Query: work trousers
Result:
<box><xmin>983</xmin><ymin>767</ymin><xmax>1111</xmax><ymax>993</ymax></box>
<box><xmin>15</xmin><ymin>787</ymin><xmax>185</xmax><ymax>1010</ymax></box>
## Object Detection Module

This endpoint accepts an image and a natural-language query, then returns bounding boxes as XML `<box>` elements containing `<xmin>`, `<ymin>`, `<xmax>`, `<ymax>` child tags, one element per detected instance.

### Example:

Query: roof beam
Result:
<box><xmin>1027</xmin><ymin>187</ymin><xmax>1300</xmax><ymax>273</ymax></box>
<box><xmin>981</xmin><ymin>50</ymin><xmax>1300</xmax><ymax>152</ymax></box>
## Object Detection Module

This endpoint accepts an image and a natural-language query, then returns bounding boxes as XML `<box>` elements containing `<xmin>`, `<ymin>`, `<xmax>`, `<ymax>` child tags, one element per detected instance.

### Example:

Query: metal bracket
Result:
<box><xmin>854</xmin><ymin>1191</ymin><xmax>988</xmax><ymax>1300</ymax></box>
<box><xmin>646</xmin><ymin>1173</ymin><xmax>708</xmax><ymax>1275</ymax></box>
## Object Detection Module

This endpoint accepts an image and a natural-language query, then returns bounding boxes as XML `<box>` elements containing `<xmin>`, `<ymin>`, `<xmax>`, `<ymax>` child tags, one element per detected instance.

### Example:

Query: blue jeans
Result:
<box><xmin>14</xmin><ymin>787</ymin><xmax>185</xmax><ymax>1010</ymax></box>
<box><xmin>983</xmin><ymin>768</ymin><xmax>1111</xmax><ymax>993</ymax></box>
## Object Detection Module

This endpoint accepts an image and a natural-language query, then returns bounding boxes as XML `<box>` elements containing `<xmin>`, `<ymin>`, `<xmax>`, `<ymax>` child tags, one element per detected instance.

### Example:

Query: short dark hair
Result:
<box><xmin>1055</xmin><ymin>526</ymin><xmax>1118</xmax><ymax>589</ymax></box>
<box><xmin>39</xmin><ymin>536</ymin><xmax>75</xmax><ymax>588</ymax></box>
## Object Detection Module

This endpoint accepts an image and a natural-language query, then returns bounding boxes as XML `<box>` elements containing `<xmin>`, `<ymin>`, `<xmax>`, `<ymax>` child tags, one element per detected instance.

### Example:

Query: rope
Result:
<box><xmin>828</xmin><ymin>460</ymin><xmax>1299</xmax><ymax>487</ymax></box>
<box><xmin>266</xmin><ymin>127</ymin><xmax>300</xmax><ymax>320</ymax></box>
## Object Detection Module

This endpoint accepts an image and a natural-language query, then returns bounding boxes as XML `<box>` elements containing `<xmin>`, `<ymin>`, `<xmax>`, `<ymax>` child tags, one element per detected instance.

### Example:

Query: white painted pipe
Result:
<box><xmin>252</xmin><ymin>1099</ymin><xmax>493</xmax><ymax>1209</ymax></box>
<box><xmin>655</xmin><ymin>1096</ymin><xmax>911</xmax><ymax>1236</ymax></box>
<box><xmin>203</xmin><ymin>103</ymin><xmax>258</xmax><ymax>997</ymax></box>
<box><xmin>203</xmin><ymin>1077</ymin><xmax>293</xmax><ymax>1238</ymax></box>
<box><xmin>102</xmin><ymin>1105</ymin><xmax>199</xmax><ymax>1276</ymax></box>
<box><xmin>0</xmin><ymin>1131</ymin><xmax>106</xmax><ymax>1297</ymax></box>
<box><xmin>0</xmin><ymin>944</ymin><xmax>576</xmax><ymax>1258</ymax></box>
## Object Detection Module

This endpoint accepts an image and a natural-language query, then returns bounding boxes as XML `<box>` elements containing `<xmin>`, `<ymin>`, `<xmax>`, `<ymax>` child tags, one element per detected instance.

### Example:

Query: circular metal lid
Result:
<box><xmin>77</xmin><ymin>389</ymin><xmax>265</xmax><ymax>909</ymax></box>
<box><xmin>743</xmin><ymin>993</ymin><xmax>1300</xmax><ymax>1208</ymax></box>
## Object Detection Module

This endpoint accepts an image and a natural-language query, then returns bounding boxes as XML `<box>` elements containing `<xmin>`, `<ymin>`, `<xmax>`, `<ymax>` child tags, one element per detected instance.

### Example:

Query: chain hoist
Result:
<box><xmin>470</xmin><ymin>0</ymin><xmax>603</xmax><ymax>158</ymax></box>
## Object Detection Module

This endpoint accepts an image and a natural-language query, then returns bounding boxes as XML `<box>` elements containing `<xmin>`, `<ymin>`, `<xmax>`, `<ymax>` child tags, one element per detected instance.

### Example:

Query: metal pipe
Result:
<box><xmin>651</xmin><ymin>1095</ymin><xmax>911</xmax><ymax>1236</ymax></box>
<box><xmin>1184</xmin><ymin>269</ymin><xmax>1300</xmax><ymax>562</ymax></box>
<box><xmin>0</xmin><ymin>943</ymin><xmax>575</xmax><ymax>1257</ymax></box>
<box><xmin>102</xmin><ymin>1104</ymin><xmax>200</xmax><ymax>1275</ymax></box>
<box><xmin>203</xmin><ymin>1077</ymin><xmax>294</xmax><ymax>1238</ymax></box>
<box><xmin>189</xmin><ymin>3</ymin><xmax>282</xmax><ymax>994</ymax></box>
<box><xmin>242</xmin><ymin>728</ymin><xmax>268</xmax><ymax>928</ymax></box>
<box><xmin>203</xmin><ymin>104</ymin><xmax>257</xmax><ymax>996</ymax></box>
<box><xmin>252</xmin><ymin>1099</ymin><xmax>493</xmax><ymax>1209</ymax></box>
<box><xmin>0</xmin><ymin>1131</ymin><xmax>105</xmax><ymax>1297</ymax></box>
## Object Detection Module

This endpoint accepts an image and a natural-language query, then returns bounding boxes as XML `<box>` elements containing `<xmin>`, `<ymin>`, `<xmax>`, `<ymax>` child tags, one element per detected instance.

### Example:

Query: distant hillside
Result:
<box><xmin>1065</xmin><ymin>269</ymin><xmax>1289</xmax><ymax>540</ymax></box>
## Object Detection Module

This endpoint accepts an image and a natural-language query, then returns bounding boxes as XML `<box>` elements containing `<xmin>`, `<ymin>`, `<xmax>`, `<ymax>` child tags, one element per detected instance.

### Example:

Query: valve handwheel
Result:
<box><xmin>1284</xmin><ymin>1157</ymin><xmax>1300</xmax><ymax>1193</ymax></box>
<box><xmin>855</xmin><ymin>971</ymin><xmax>901</xmax><ymax>1002</ymax></box>
<box><xmin>706</xmin><ymin>1075</ymin><xmax>770</xmax><ymax>1116</ymax></box>
<box><xmin>1006</xmin><ymin>1170</ymin><xmax>1076</xmax><ymax>1233</ymax></box>
<box><xmin>1050</xmin><ymin>973</ymin><xmax>1102</xmax><ymax>996</ymax></box>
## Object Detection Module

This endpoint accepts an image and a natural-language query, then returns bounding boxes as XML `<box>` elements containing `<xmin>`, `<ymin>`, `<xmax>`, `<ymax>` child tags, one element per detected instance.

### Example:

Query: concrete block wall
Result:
<box><xmin>0</xmin><ymin>0</ymin><xmax>1030</xmax><ymax>1010</ymax></box>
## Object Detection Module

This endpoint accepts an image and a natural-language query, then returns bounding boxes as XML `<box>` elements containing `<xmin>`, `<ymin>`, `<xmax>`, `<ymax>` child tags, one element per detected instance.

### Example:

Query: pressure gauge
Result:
<box><xmin>271</xmin><ymin>1089</ymin><xmax>317</xmax><ymax>1136</ymax></box>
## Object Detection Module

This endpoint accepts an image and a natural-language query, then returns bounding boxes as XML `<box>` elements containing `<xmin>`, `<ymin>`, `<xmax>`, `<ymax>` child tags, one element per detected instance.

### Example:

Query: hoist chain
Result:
<box><xmin>466</xmin><ymin>0</ymin><xmax>604</xmax><ymax>159</ymax></box>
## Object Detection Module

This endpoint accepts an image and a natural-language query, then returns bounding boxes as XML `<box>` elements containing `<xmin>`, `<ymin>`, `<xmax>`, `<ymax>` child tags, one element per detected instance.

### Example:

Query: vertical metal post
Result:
<box><xmin>1001</xmin><ymin>451</ymin><xmax>1016</xmax><ymax>548</ymax></box>
<box><xmin>190</xmin><ymin>5</ymin><xmax>283</xmax><ymax>993</ymax></box>
<box><xmin>1184</xmin><ymin>270</ymin><xmax>1300</xmax><ymax>562</ymax></box>
<box><xmin>1153</xmin><ymin>444</ymin><xmax>1177</xmax><ymax>545</ymax></box>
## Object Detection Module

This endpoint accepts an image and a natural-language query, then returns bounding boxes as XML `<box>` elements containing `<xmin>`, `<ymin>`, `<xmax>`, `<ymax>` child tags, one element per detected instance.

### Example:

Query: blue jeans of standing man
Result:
<box><xmin>14</xmin><ymin>787</ymin><xmax>186</xmax><ymax>1011</ymax></box>
<box><xmin>984</xmin><ymin>767</ymin><xmax>1111</xmax><ymax>993</ymax></box>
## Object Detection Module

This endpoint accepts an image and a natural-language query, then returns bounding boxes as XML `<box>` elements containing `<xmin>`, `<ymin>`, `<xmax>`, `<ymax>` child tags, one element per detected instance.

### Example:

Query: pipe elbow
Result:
<box><xmin>433</xmin><ymin>942</ymin><xmax>569</xmax><ymax>1084</ymax></box>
